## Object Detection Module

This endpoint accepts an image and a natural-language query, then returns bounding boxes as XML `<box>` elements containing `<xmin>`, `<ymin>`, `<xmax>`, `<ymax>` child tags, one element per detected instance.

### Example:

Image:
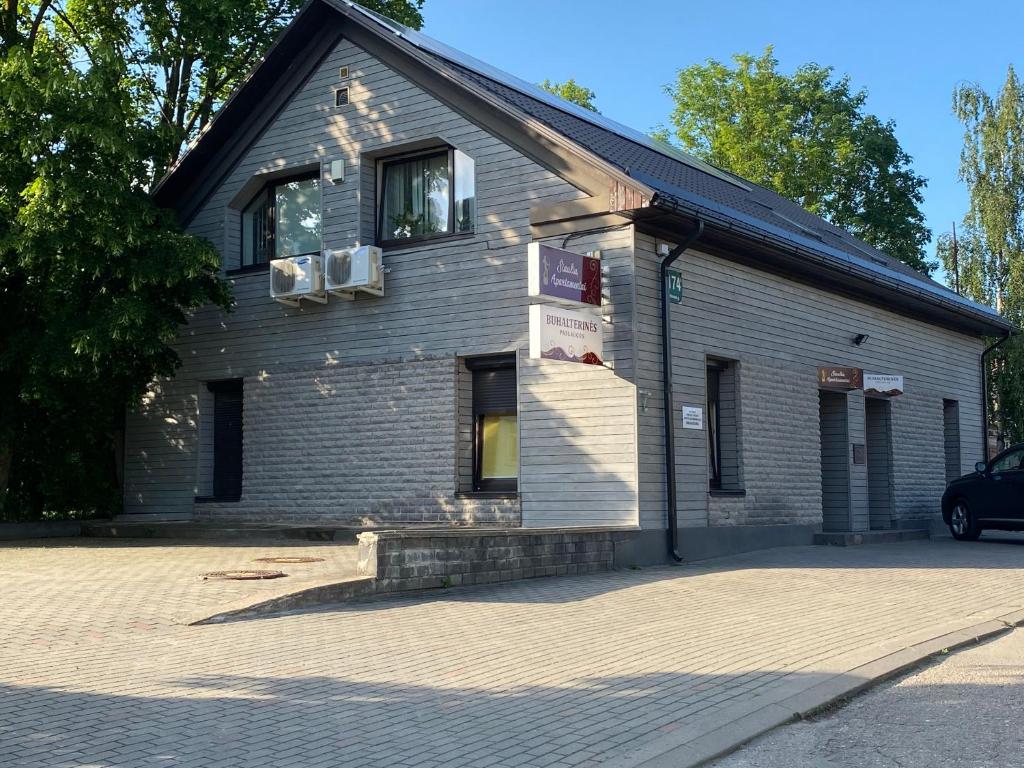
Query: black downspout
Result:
<box><xmin>981</xmin><ymin>331</ymin><xmax>1013</xmax><ymax>460</ymax></box>
<box><xmin>661</xmin><ymin>220</ymin><xmax>705</xmax><ymax>562</ymax></box>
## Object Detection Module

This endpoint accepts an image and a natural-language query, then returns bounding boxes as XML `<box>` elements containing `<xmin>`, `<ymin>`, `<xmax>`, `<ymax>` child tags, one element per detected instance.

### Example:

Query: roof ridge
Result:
<box><xmin>337</xmin><ymin>0</ymin><xmax>749</xmax><ymax>192</ymax></box>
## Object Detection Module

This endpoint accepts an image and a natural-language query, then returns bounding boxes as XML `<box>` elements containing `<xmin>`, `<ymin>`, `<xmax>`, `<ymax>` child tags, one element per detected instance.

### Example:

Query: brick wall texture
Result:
<box><xmin>358</xmin><ymin>529</ymin><xmax>616</xmax><ymax>592</ymax></box>
<box><xmin>193</xmin><ymin>356</ymin><xmax>520</xmax><ymax>526</ymax></box>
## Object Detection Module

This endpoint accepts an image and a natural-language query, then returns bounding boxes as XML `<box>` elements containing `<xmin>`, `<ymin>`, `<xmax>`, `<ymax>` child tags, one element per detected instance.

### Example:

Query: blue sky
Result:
<box><xmin>420</xmin><ymin>0</ymin><xmax>1022</xmax><ymax>283</ymax></box>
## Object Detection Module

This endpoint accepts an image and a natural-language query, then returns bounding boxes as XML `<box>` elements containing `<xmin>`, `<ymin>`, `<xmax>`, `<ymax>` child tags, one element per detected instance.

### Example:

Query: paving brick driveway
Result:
<box><xmin>2</xmin><ymin>535</ymin><xmax>1024</xmax><ymax>767</ymax></box>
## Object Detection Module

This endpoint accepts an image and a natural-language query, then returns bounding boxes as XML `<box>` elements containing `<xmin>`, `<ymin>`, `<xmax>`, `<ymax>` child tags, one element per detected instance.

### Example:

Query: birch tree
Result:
<box><xmin>938</xmin><ymin>66</ymin><xmax>1024</xmax><ymax>443</ymax></box>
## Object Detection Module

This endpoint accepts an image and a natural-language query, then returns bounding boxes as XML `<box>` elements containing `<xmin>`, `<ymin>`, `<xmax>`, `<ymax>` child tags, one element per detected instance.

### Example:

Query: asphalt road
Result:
<box><xmin>711</xmin><ymin>627</ymin><xmax>1024</xmax><ymax>767</ymax></box>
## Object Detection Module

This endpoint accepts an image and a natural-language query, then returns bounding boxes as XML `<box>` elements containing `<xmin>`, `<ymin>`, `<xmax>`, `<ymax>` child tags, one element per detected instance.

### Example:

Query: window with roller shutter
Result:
<box><xmin>208</xmin><ymin>380</ymin><xmax>243</xmax><ymax>502</ymax></box>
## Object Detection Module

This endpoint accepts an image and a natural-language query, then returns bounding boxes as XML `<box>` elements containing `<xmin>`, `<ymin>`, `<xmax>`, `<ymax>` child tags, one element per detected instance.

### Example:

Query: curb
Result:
<box><xmin>609</xmin><ymin>609</ymin><xmax>1024</xmax><ymax>768</ymax></box>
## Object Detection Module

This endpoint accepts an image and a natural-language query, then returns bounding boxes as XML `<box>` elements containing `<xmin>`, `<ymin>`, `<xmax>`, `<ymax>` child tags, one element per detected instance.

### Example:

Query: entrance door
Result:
<box><xmin>865</xmin><ymin>397</ymin><xmax>894</xmax><ymax>530</ymax></box>
<box><xmin>819</xmin><ymin>391</ymin><xmax>850</xmax><ymax>532</ymax></box>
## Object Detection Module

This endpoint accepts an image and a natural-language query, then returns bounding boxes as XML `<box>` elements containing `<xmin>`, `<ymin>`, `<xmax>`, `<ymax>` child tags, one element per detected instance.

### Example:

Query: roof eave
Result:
<box><xmin>647</xmin><ymin>193</ymin><xmax>1013</xmax><ymax>338</ymax></box>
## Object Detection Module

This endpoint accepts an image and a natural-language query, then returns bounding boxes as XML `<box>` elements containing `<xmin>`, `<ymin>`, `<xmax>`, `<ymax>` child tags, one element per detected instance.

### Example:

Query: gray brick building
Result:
<box><xmin>124</xmin><ymin>0</ymin><xmax>1011</xmax><ymax>562</ymax></box>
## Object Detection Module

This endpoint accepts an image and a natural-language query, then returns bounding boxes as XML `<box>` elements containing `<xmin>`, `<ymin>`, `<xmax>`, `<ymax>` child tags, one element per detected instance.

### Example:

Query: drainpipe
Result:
<box><xmin>661</xmin><ymin>220</ymin><xmax>705</xmax><ymax>562</ymax></box>
<box><xmin>981</xmin><ymin>331</ymin><xmax>1013</xmax><ymax>460</ymax></box>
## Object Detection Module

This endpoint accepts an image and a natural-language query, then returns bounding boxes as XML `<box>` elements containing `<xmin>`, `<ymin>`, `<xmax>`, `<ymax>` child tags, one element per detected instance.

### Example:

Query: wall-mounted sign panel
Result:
<box><xmin>528</xmin><ymin>243</ymin><xmax>601</xmax><ymax>307</ymax></box>
<box><xmin>529</xmin><ymin>304</ymin><xmax>603</xmax><ymax>366</ymax></box>
<box><xmin>818</xmin><ymin>366</ymin><xmax>863</xmax><ymax>391</ymax></box>
<box><xmin>864</xmin><ymin>374</ymin><xmax>904</xmax><ymax>396</ymax></box>
<box><xmin>682</xmin><ymin>406</ymin><xmax>703</xmax><ymax>430</ymax></box>
<box><xmin>667</xmin><ymin>269</ymin><xmax>683</xmax><ymax>303</ymax></box>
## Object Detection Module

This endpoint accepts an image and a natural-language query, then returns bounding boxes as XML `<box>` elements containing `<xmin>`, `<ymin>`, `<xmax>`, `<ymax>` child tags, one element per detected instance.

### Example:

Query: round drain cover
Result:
<box><xmin>201</xmin><ymin>569</ymin><xmax>286</xmax><ymax>580</ymax></box>
<box><xmin>253</xmin><ymin>556</ymin><xmax>325</xmax><ymax>564</ymax></box>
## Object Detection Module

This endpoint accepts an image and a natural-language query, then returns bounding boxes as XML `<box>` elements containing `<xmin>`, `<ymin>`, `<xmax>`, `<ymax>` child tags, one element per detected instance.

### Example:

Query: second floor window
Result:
<box><xmin>378</xmin><ymin>148</ymin><xmax>475</xmax><ymax>244</ymax></box>
<box><xmin>241</xmin><ymin>174</ymin><xmax>322</xmax><ymax>267</ymax></box>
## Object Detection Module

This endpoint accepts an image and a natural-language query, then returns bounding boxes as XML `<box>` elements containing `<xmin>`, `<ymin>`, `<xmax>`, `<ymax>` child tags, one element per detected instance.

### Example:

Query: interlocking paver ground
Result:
<box><xmin>2</xmin><ymin>535</ymin><xmax>1024</xmax><ymax>767</ymax></box>
<box><xmin>0</xmin><ymin>537</ymin><xmax>360</xmax><ymax>635</ymax></box>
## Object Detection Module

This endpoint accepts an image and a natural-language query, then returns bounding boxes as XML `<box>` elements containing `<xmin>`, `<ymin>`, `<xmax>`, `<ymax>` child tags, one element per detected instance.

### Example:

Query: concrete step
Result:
<box><xmin>813</xmin><ymin>528</ymin><xmax>930</xmax><ymax>547</ymax></box>
<box><xmin>82</xmin><ymin>521</ymin><xmax>365</xmax><ymax>543</ymax></box>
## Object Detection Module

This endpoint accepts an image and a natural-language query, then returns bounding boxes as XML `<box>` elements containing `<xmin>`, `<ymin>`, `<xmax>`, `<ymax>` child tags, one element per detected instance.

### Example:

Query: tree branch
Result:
<box><xmin>50</xmin><ymin>2</ymin><xmax>97</xmax><ymax>66</ymax></box>
<box><xmin>27</xmin><ymin>0</ymin><xmax>53</xmax><ymax>53</ymax></box>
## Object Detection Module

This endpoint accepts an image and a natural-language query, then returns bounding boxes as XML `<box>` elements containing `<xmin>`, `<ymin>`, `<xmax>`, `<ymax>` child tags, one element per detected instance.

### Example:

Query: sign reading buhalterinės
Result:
<box><xmin>529</xmin><ymin>304</ymin><xmax>603</xmax><ymax>366</ymax></box>
<box><xmin>528</xmin><ymin>243</ymin><xmax>602</xmax><ymax>307</ymax></box>
<box><xmin>864</xmin><ymin>374</ymin><xmax>904</xmax><ymax>396</ymax></box>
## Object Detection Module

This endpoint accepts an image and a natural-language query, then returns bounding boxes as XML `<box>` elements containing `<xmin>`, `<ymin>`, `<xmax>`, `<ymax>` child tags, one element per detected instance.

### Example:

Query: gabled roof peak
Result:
<box><xmin>336</xmin><ymin>0</ymin><xmax>750</xmax><ymax>192</ymax></box>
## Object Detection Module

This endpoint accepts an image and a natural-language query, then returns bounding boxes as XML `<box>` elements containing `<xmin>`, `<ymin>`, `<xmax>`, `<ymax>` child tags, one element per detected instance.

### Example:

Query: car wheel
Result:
<box><xmin>949</xmin><ymin>499</ymin><xmax>982</xmax><ymax>541</ymax></box>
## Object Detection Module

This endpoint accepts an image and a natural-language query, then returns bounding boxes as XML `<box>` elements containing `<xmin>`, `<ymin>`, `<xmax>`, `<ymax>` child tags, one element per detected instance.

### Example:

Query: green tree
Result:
<box><xmin>540</xmin><ymin>78</ymin><xmax>598</xmax><ymax>112</ymax></box>
<box><xmin>937</xmin><ymin>66</ymin><xmax>1024</xmax><ymax>444</ymax></box>
<box><xmin>69</xmin><ymin>0</ymin><xmax>425</xmax><ymax>182</ymax></box>
<box><xmin>0</xmin><ymin>2</ymin><xmax>231</xmax><ymax>518</ymax></box>
<box><xmin>663</xmin><ymin>47</ymin><xmax>932</xmax><ymax>274</ymax></box>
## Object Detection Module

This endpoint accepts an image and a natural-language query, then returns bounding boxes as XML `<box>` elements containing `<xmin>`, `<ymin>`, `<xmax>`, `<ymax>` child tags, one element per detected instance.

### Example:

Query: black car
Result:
<box><xmin>942</xmin><ymin>443</ymin><xmax>1024</xmax><ymax>540</ymax></box>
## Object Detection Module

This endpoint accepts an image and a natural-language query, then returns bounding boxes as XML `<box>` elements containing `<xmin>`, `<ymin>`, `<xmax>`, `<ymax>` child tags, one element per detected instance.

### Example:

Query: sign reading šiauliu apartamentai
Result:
<box><xmin>864</xmin><ymin>373</ymin><xmax>904</xmax><ymax>396</ymax></box>
<box><xmin>529</xmin><ymin>304</ymin><xmax>603</xmax><ymax>366</ymax></box>
<box><xmin>818</xmin><ymin>366</ymin><xmax>863</xmax><ymax>390</ymax></box>
<box><xmin>528</xmin><ymin>243</ymin><xmax>601</xmax><ymax>307</ymax></box>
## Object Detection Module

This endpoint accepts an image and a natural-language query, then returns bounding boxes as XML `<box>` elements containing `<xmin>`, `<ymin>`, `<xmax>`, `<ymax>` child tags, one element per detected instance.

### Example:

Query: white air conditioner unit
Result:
<box><xmin>269</xmin><ymin>254</ymin><xmax>326</xmax><ymax>306</ymax></box>
<box><xmin>325</xmin><ymin>246</ymin><xmax>384</xmax><ymax>298</ymax></box>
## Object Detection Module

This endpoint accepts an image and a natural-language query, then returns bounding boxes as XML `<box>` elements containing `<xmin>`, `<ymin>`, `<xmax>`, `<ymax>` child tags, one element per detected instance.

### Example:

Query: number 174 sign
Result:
<box><xmin>667</xmin><ymin>269</ymin><xmax>683</xmax><ymax>303</ymax></box>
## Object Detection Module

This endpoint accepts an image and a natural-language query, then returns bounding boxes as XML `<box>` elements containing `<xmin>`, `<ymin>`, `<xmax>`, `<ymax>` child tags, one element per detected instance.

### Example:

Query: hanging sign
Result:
<box><xmin>682</xmin><ymin>406</ymin><xmax>703</xmax><ymax>430</ymax></box>
<box><xmin>667</xmin><ymin>269</ymin><xmax>683</xmax><ymax>303</ymax></box>
<box><xmin>529</xmin><ymin>304</ymin><xmax>603</xmax><ymax>366</ymax></box>
<box><xmin>818</xmin><ymin>366</ymin><xmax>863</xmax><ymax>390</ymax></box>
<box><xmin>864</xmin><ymin>374</ymin><xmax>904</xmax><ymax>396</ymax></box>
<box><xmin>528</xmin><ymin>243</ymin><xmax>602</xmax><ymax>307</ymax></box>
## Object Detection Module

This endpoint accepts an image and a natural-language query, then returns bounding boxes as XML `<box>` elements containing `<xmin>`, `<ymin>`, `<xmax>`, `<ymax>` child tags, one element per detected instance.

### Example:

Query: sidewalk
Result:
<box><xmin>2</xmin><ymin>536</ymin><xmax>1023</xmax><ymax>767</ymax></box>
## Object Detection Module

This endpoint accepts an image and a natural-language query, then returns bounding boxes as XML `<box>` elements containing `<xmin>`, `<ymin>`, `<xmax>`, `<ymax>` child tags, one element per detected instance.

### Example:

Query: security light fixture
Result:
<box><xmin>853</xmin><ymin>333</ymin><xmax>870</xmax><ymax>346</ymax></box>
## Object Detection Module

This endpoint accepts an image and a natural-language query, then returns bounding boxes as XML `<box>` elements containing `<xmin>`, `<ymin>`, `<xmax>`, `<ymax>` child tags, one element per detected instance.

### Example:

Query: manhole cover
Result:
<box><xmin>253</xmin><ymin>556</ymin><xmax>325</xmax><ymax>564</ymax></box>
<box><xmin>201</xmin><ymin>570</ymin><xmax>286</xmax><ymax>580</ymax></box>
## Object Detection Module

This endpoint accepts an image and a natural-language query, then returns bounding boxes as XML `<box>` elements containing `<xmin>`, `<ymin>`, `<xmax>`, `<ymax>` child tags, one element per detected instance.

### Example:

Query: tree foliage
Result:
<box><xmin>1</xmin><ymin>2</ymin><xmax>231</xmax><ymax>519</ymax></box>
<box><xmin>937</xmin><ymin>66</ymin><xmax>1024</xmax><ymax>445</ymax></box>
<box><xmin>662</xmin><ymin>47</ymin><xmax>933</xmax><ymax>274</ymax></box>
<box><xmin>540</xmin><ymin>78</ymin><xmax>598</xmax><ymax>112</ymax></box>
<box><xmin>120</xmin><ymin>0</ymin><xmax>426</xmax><ymax>181</ymax></box>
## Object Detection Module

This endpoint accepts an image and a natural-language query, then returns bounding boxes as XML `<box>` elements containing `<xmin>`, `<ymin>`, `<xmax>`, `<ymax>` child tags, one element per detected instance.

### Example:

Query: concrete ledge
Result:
<box><xmin>358</xmin><ymin>526</ymin><xmax>639</xmax><ymax>592</ymax></box>
<box><xmin>189</xmin><ymin>526</ymin><xmax>644</xmax><ymax>624</ymax></box>
<box><xmin>680</xmin><ymin>524</ymin><xmax>818</xmax><ymax>562</ymax></box>
<box><xmin>0</xmin><ymin>520</ymin><xmax>86</xmax><ymax>541</ymax></box>
<box><xmin>608</xmin><ymin>609</ymin><xmax>1024</xmax><ymax>768</ymax></box>
<box><xmin>83</xmin><ymin>520</ymin><xmax>368</xmax><ymax>542</ymax></box>
<box><xmin>813</xmin><ymin>528</ymin><xmax>929</xmax><ymax>546</ymax></box>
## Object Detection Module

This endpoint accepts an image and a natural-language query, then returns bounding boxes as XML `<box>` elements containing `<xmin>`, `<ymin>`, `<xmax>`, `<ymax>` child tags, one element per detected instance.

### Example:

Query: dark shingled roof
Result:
<box><xmin>155</xmin><ymin>0</ymin><xmax>1009</xmax><ymax>333</ymax></box>
<box><xmin>335</xmin><ymin>0</ymin><xmax>1008</xmax><ymax>332</ymax></box>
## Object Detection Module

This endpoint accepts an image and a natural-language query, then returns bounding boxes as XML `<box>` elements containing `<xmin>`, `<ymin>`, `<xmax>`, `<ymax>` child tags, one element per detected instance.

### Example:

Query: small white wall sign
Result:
<box><xmin>682</xmin><ymin>405</ymin><xmax>704</xmax><ymax>430</ymax></box>
<box><xmin>864</xmin><ymin>373</ymin><xmax>904</xmax><ymax>396</ymax></box>
<box><xmin>528</xmin><ymin>303</ymin><xmax>604</xmax><ymax>366</ymax></box>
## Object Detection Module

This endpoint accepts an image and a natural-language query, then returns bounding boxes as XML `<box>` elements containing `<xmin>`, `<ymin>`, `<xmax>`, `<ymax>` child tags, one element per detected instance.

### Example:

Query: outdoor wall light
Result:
<box><xmin>853</xmin><ymin>333</ymin><xmax>870</xmax><ymax>346</ymax></box>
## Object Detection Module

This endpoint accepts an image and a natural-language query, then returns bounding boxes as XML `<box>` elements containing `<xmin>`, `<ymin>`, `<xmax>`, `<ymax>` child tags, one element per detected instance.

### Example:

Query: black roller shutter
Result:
<box><xmin>472</xmin><ymin>367</ymin><xmax>516</xmax><ymax>414</ymax></box>
<box><xmin>209</xmin><ymin>380</ymin><xmax>243</xmax><ymax>501</ymax></box>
